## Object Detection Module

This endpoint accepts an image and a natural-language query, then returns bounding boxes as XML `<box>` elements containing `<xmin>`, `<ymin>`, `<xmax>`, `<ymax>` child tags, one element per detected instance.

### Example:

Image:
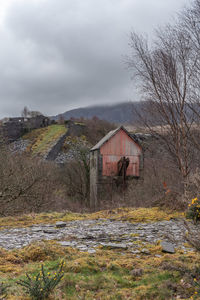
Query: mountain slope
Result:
<box><xmin>53</xmin><ymin>102</ymin><xmax>142</xmax><ymax>124</ymax></box>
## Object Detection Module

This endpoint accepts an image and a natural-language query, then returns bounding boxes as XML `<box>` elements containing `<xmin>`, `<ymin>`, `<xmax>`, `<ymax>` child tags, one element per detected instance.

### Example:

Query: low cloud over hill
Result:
<box><xmin>53</xmin><ymin>102</ymin><xmax>142</xmax><ymax>124</ymax></box>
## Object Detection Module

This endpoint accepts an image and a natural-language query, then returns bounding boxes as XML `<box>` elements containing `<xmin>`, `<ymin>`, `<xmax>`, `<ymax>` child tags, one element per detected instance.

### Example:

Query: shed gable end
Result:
<box><xmin>100</xmin><ymin>128</ymin><xmax>141</xmax><ymax>156</ymax></box>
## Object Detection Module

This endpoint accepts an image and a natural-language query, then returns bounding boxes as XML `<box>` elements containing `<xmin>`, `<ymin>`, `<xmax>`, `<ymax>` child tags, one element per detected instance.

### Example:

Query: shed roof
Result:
<box><xmin>90</xmin><ymin>126</ymin><xmax>141</xmax><ymax>151</ymax></box>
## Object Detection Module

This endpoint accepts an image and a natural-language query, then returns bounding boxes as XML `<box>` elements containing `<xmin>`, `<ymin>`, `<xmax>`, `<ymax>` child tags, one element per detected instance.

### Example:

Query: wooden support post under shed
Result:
<box><xmin>90</xmin><ymin>126</ymin><xmax>143</xmax><ymax>210</ymax></box>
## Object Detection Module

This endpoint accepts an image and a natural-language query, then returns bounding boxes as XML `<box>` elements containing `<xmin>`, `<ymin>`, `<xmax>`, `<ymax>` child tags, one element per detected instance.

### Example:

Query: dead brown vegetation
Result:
<box><xmin>83</xmin><ymin>117</ymin><xmax>116</xmax><ymax>145</ymax></box>
<box><xmin>0</xmin><ymin>143</ymin><xmax>59</xmax><ymax>215</ymax></box>
<box><xmin>127</xmin><ymin>0</ymin><xmax>200</xmax><ymax>207</ymax></box>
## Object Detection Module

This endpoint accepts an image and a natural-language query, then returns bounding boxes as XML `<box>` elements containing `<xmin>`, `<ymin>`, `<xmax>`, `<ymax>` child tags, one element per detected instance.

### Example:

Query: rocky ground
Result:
<box><xmin>9</xmin><ymin>139</ymin><xmax>30</xmax><ymax>153</ymax></box>
<box><xmin>9</xmin><ymin>136</ymin><xmax>90</xmax><ymax>164</ymax></box>
<box><xmin>0</xmin><ymin>209</ymin><xmax>199</xmax><ymax>299</ymax></box>
<box><xmin>0</xmin><ymin>218</ymin><xmax>197</xmax><ymax>254</ymax></box>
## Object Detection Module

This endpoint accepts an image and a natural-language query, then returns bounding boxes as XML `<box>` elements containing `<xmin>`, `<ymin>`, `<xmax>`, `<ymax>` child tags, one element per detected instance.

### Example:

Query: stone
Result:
<box><xmin>31</xmin><ymin>227</ymin><xmax>43</xmax><ymax>232</ymax></box>
<box><xmin>101</xmin><ymin>243</ymin><xmax>128</xmax><ymax>250</ymax></box>
<box><xmin>130</xmin><ymin>268</ymin><xmax>143</xmax><ymax>277</ymax></box>
<box><xmin>88</xmin><ymin>249</ymin><xmax>96</xmax><ymax>254</ymax></box>
<box><xmin>43</xmin><ymin>228</ymin><xmax>58</xmax><ymax>234</ymax></box>
<box><xmin>55</xmin><ymin>221</ymin><xmax>67</xmax><ymax>228</ymax></box>
<box><xmin>59</xmin><ymin>241</ymin><xmax>74</xmax><ymax>247</ymax></box>
<box><xmin>77</xmin><ymin>245</ymin><xmax>88</xmax><ymax>251</ymax></box>
<box><xmin>161</xmin><ymin>241</ymin><xmax>175</xmax><ymax>254</ymax></box>
<box><xmin>131</xmin><ymin>250</ymin><xmax>140</xmax><ymax>254</ymax></box>
<box><xmin>141</xmin><ymin>248</ymin><xmax>150</xmax><ymax>255</ymax></box>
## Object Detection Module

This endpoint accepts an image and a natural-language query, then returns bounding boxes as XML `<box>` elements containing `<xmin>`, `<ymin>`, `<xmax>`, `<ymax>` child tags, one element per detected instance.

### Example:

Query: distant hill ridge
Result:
<box><xmin>53</xmin><ymin>102</ymin><xmax>142</xmax><ymax>124</ymax></box>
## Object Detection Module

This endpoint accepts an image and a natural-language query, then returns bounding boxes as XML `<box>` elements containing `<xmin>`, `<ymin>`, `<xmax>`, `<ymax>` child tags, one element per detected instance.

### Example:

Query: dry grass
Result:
<box><xmin>0</xmin><ymin>208</ymin><xmax>197</xmax><ymax>299</ymax></box>
<box><xmin>0</xmin><ymin>240</ymin><xmax>199</xmax><ymax>299</ymax></box>
<box><xmin>0</xmin><ymin>207</ymin><xmax>184</xmax><ymax>229</ymax></box>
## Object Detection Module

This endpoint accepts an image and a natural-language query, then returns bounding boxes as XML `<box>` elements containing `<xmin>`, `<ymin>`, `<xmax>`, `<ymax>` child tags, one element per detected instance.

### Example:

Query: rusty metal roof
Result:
<box><xmin>90</xmin><ymin>125</ymin><xmax>140</xmax><ymax>151</ymax></box>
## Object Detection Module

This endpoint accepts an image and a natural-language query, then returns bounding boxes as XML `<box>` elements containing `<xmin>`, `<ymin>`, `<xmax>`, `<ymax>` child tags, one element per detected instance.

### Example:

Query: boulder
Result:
<box><xmin>161</xmin><ymin>241</ymin><xmax>175</xmax><ymax>254</ymax></box>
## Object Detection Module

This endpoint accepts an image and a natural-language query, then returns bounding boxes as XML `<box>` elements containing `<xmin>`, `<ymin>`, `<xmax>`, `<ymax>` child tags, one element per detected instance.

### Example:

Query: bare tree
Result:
<box><xmin>21</xmin><ymin>106</ymin><xmax>43</xmax><ymax>118</ymax></box>
<box><xmin>28</xmin><ymin>110</ymin><xmax>43</xmax><ymax>117</ymax></box>
<box><xmin>21</xmin><ymin>106</ymin><xmax>29</xmax><ymax>118</ymax></box>
<box><xmin>58</xmin><ymin>115</ymin><xmax>65</xmax><ymax>125</ymax></box>
<box><xmin>61</xmin><ymin>144</ymin><xmax>90</xmax><ymax>206</ymax></box>
<box><xmin>179</xmin><ymin>0</ymin><xmax>200</xmax><ymax>149</ymax></box>
<box><xmin>127</xmin><ymin>19</ymin><xmax>200</xmax><ymax>192</ymax></box>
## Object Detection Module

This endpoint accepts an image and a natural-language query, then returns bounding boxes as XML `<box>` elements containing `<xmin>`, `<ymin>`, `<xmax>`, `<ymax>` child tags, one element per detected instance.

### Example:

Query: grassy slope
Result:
<box><xmin>23</xmin><ymin>125</ymin><xmax>67</xmax><ymax>156</ymax></box>
<box><xmin>0</xmin><ymin>208</ymin><xmax>199</xmax><ymax>299</ymax></box>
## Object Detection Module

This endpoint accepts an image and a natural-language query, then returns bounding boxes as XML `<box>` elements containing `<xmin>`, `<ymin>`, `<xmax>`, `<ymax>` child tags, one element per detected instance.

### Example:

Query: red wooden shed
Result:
<box><xmin>90</xmin><ymin>126</ymin><xmax>143</xmax><ymax>208</ymax></box>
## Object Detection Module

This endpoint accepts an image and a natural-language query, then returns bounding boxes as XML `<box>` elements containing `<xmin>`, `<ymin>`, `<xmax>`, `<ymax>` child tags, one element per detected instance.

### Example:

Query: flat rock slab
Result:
<box><xmin>43</xmin><ymin>229</ymin><xmax>59</xmax><ymax>234</ymax></box>
<box><xmin>59</xmin><ymin>241</ymin><xmax>76</xmax><ymax>247</ymax></box>
<box><xmin>161</xmin><ymin>241</ymin><xmax>175</xmax><ymax>254</ymax></box>
<box><xmin>101</xmin><ymin>243</ymin><xmax>128</xmax><ymax>250</ymax></box>
<box><xmin>0</xmin><ymin>218</ymin><xmax>197</xmax><ymax>252</ymax></box>
<box><xmin>141</xmin><ymin>248</ymin><xmax>150</xmax><ymax>255</ymax></box>
<box><xmin>56</xmin><ymin>222</ymin><xmax>67</xmax><ymax>228</ymax></box>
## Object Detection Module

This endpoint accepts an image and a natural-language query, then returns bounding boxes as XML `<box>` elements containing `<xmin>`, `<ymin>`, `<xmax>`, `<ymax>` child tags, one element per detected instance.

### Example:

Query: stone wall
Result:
<box><xmin>1</xmin><ymin>116</ymin><xmax>50</xmax><ymax>142</ymax></box>
<box><xmin>2</xmin><ymin>121</ymin><xmax>25</xmax><ymax>142</ymax></box>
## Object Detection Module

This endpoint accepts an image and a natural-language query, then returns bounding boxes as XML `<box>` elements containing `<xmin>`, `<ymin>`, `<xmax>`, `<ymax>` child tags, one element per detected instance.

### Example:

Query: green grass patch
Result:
<box><xmin>0</xmin><ymin>240</ymin><xmax>198</xmax><ymax>299</ymax></box>
<box><xmin>23</xmin><ymin>125</ymin><xmax>67</xmax><ymax>156</ymax></box>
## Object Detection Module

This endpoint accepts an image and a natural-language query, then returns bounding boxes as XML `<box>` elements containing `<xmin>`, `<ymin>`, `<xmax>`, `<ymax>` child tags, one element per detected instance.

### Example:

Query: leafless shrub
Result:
<box><xmin>127</xmin><ymin>1</ymin><xmax>200</xmax><ymax>196</ymax></box>
<box><xmin>83</xmin><ymin>117</ymin><xmax>115</xmax><ymax>145</ymax></box>
<box><xmin>0</xmin><ymin>143</ymin><xmax>59</xmax><ymax>215</ymax></box>
<box><xmin>184</xmin><ymin>168</ymin><xmax>200</xmax><ymax>202</ymax></box>
<box><xmin>60</xmin><ymin>146</ymin><xmax>90</xmax><ymax>208</ymax></box>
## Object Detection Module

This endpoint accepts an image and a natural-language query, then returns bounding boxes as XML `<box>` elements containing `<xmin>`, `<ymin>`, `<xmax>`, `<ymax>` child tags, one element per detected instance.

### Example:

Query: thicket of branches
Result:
<box><xmin>127</xmin><ymin>0</ymin><xmax>200</xmax><ymax>198</ymax></box>
<box><xmin>0</xmin><ymin>142</ymin><xmax>58</xmax><ymax>216</ymax></box>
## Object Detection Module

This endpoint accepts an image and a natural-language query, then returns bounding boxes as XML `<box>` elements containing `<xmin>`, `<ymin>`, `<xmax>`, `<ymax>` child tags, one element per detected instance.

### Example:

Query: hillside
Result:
<box><xmin>21</xmin><ymin>125</ymin><xmax>67</xmax><ymax>158</ymax></box>
<box><xmin>11</xmin><ymin>119</ymin><xmax>115</xmax><ymax>162</ymax></box>
<box><xmin>53</xmin><ymin>102</ymin><xmax>142</xmax><ymax>124</ymax></box>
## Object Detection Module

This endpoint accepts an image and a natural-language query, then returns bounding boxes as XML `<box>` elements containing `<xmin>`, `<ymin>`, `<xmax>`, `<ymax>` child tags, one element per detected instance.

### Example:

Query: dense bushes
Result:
<box><xmin>0</xmin><ymin>144</ymin><xmax>60</xmax><ymax>216</ymax></box>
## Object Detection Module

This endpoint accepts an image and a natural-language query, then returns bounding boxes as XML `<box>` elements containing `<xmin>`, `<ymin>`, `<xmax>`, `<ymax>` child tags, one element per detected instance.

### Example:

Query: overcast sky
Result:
<box><xmin>0</xmin><ymin>0</ymin><xmax>188</xmax><ymax>118</ymax></box>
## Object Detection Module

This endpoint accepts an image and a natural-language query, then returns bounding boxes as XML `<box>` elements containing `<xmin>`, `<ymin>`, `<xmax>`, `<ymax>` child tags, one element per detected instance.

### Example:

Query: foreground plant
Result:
<box><xmin>17</xmin><ymin>261</ymin><xmax>65</xmax><ymax>300</ymax></box>
<box><xmin>190</xmin><ymin>277</ymin><xmax>200</xmax><ymax>299</ymax></box>
<box><xmin>0</xmin><ymin>281</ymin><xmax>8</xmax><ymax>300</ymax></box>
<box><xmin>186</xmin><ymin>197</ymin><xmax>200</xmax><ymax>223</ymax></box>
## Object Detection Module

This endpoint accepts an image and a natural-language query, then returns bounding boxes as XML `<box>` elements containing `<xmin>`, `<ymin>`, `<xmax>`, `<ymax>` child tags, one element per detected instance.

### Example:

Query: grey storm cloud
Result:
<box><xmin>0</xmin><ymin>0</ymin><xmax>188</xmax><ymax>117</ymax></box>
